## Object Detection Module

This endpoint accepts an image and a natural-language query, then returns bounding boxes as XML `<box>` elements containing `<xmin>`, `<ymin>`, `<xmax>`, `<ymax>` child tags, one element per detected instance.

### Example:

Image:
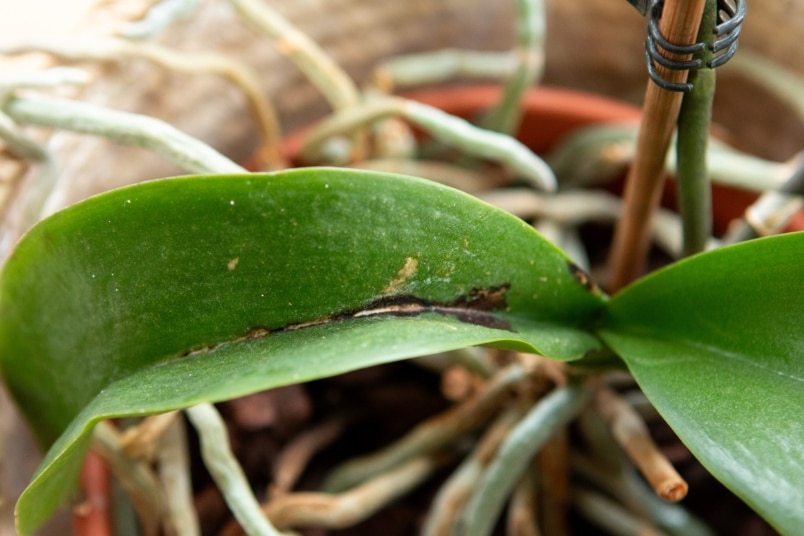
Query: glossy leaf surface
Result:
<box><xmin>598</xmin><ymin>233</ymin><xmax>804</xmax><ymax>535</ymax></box>
<box><xmin>0</xmin><ymin>168</ymin><xmax>605</xmax><ymax>533</ymax></box>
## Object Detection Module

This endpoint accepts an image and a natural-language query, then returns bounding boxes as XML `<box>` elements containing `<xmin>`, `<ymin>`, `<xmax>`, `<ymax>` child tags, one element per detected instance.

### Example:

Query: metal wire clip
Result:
<box><xmin>639</xmin><ymin>0</ymin><xmax>746</xmax><ymax>92</ymax></box>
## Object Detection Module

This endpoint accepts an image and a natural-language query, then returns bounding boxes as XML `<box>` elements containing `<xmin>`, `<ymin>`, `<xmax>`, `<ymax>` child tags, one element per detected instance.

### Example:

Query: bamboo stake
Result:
<box><xmin>608</xmin><ymin>0</ymin><xmax>707</xmax><ymax>291</ymax></box>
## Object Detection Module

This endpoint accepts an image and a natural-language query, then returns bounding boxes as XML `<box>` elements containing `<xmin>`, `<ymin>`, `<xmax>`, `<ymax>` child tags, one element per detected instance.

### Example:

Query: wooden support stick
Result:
<box><xmin>608</xmin><ymin>0</ymin><xmax>707</xmax><ymax>291</ymax></box>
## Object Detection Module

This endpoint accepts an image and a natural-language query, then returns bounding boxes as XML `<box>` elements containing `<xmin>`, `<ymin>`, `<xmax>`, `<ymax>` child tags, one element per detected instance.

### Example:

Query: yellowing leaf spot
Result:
<box><xmin>227</xmin><ymin>257</ymin><xmax>240</xmax><ymax>271</ymax></box>
<box><xmin>383</xmin><ymin>257</ymin><xmax>418</xmax><ymax>294</ymax></box>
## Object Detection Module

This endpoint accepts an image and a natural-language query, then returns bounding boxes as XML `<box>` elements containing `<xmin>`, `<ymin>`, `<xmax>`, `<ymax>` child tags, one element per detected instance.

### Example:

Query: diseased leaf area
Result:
<box><xmin>0</xmin><ymin>169</ymin><xmax>609</xmax><ymax>533</ymax></box>
<box><xmin>180</xmin><ymin>282</ymin><xmax>515</xmax><ymax>360</ymax></box>
<box><xmin>0</xmin><ymin>169</ymin><xmax>603</xmax><ymax>441</ymax></box>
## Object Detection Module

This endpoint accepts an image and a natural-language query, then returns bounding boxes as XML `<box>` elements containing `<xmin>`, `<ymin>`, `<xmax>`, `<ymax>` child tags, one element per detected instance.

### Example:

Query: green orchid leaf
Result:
<box><xmin>0</xmin><ymin>168</ymin><xmax>605</xmax><ymax>534</ymax></box>
<box><xmin>598</xmin><ymin>233</ymin><xmax>804</xmax><ymax>535</ymax></box>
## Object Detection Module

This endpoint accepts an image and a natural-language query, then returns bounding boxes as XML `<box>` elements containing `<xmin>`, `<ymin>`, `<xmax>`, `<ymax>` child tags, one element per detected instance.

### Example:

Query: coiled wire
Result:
<box><xmin>644</xmin><ymin>0</ymin><xmax>745</xmax><ymax>92</ymax></box>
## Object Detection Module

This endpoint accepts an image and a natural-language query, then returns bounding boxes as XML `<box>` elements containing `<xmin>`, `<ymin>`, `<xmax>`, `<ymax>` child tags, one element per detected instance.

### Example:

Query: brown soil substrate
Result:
<box><xmin>189</xmin><ymin>360</ymin><xmax>776</xmax><ymax>536</ymax></box>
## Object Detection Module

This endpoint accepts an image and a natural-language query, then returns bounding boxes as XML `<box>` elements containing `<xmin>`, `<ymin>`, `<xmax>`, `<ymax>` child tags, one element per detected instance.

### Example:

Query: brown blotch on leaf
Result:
<box><xmin>352</xmin><ymin>283</ymin><xmax>512</xmax><ymax>330</ymax></box>
<box><xmin>567</xmin><ymin>262</ymin><xmax>600</xmax><ymax>295</ymax></box>
<box><xmin>383</xmin><ymin>256</ymin><xmax>418</xmax><ymax>294</ymax></box>
<box><xmin>178</xmin><ymin>283</ymin><xmax>513</xmax><ymax>360</ymax></box>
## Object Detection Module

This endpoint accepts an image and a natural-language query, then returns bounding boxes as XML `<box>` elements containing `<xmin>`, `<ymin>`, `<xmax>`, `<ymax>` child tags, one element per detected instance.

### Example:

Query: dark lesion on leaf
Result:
<box><xmin>351</xmin><ymin>283</ymin><xmax>511</xmax><ymax>330</ymax></box>
<box><xmin>567</xmin><ymin>262</ymin><xmax>601</xmax><ymax>295</ymax></box>
<box><xmin>179</xmin><ymin>284</ymin><xmax>512</xmax><ymax>357</ymax></box>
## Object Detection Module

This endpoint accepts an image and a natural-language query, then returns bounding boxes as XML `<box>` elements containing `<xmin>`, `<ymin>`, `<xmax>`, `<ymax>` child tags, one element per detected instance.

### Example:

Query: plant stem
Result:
<box><xmin>120</xmin><ymin>0</ymin><xmax>200</xmax><ymax>39</ymax></box>
<box><xmin>322</xmin><ymin>363</ymin><xmax>526</xmax><ymax>493</ymax></box>
<box><xmin>2</xmin><ymin>39</ymin><xmax>284</xmax><ymax>169</ymax></box>
<box><xmin>227</xmin><ymin>0</ymin><xmax>360</xmax><ymax>111</ymax></box>
<box><xmin>676</xmin><ymin>0</ymin><xmax>717</xmax><ymax>256</ymax></box>
<box><xmin>457</xmin><ymin>384</ymin><xmax>589</xmax><ymax>536</ymax></box>
<box><xmin>593</xmin><ymin>388</ymin><xmax>687</xmax><ymax>502</ymax></box>
<box><xmin>506</xmin><ymin>463</ymin><xmax>541</xmax><ymax>536</ymax></box>
<box><xmin>572</xmin><ymin>487</ymin><xmax>669</xmax><ymax>536</ymax></box>
<box><xmin>535</xmin><ymin>427</ymin><xmax>570</xmax><ymax>536</ymax></box>
<box><xmin>572</xmin><ymin>411</ymin><xmax>713</xmax><ymax>536</ymax></box>
<box><xmin>608</xmin><ymin>0</ymin><xmax>707</xmax><ymax>291</ymax></box>
<box><xmin>119</xmin><ymin>411</ymin><xmax>180</xmax><ymax>460</ymax></box>
<box><xmin>185</xmin><ymin>403</ymin><xmax>282</xmax><ymax>536</ymax></box>
<box><xmin>0</xmin><ymin>69</ymin><xmax>83</xmax><ymax>232</ymax></box>
<box><xmin>92</xmin><ymin>422</ymin><xmax>162</xmax><ymax>536</ymax></box>
<box><xmin>3</xmin><ymin>94</ymin><xmax>245</xmax><ymax>175</ymax></box>
<box><xmin>481</xmin><ymin>0</ymin><xmax>546</xmax><ymax>135</ymax></box>
<box><xmin>370</xmin><ymin>49</ymin><xmax>518</xmax><ymax>92</ymax></box>
<box><xmin>421</xmin><ymin>405</ymin><xmax>526</xmax><ymax>536</ymax></box>
<box><xmin>627</xmin><ymin>471</ymin><xmax>713</xmax><ymax>536</ymax></box>
<box><xmin>574</xmin><ymin>408</ymin><xmax>660</xmax><ymax>516</ymax></box>
<box><xmin>270</xmin><ymin>415</ymin><xmax>349</xmax><ymax>497</ymax></box>
<box><xmin>0</xmin><ymin>112</ymin><xmax>58</xmax><ymax>236</ymax></box>
<box><xmin>258</xmin><ymin>455</ymin><xmax>444</xmax><ymax>532</ymax></box>
<box><xmin>724</xmin><ymin>155</ymin><xmax>804</xmax><ymax>243</ymax></box>
<box><xmin>403</xmin><ymin>99</ymin><xmax>555</xmax><ymax>190</ymax></box>
<box><xmin>478</xmin><ymin>188</ymin><xmax>706</xmax><ymax>259</ymax></box>
<box><xmin>157</xmin><ymin>417</ymin><xmax>201</xmax><ymax>536</ymax></box>
<box><xmin>548</xmin><ymin>123</ymin><xmax>792</xmax><ymax>193</ymax></box>
<box><xmin>0</xmin><ymin>111</ymin><xmax>49</xmax><ymax>162</ymax></box>
<box><xmin>301</xmin><ymin>97</ymin><xmax>556</xmax><ymax>191</ymax></box>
